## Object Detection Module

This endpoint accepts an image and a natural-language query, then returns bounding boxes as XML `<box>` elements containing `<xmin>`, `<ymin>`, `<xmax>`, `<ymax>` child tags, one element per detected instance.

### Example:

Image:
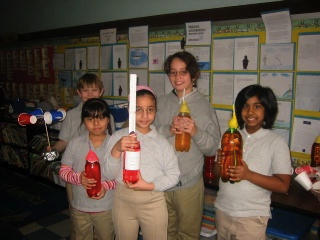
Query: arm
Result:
<box><xmin>50</xmin><ymin>139</ymin><xmax>68</xmax><ymax>153</ymax></box>
<box><xmin>228</xmin><ymin>159</ymin><xmax>291</xmax><ymax>193</ymax></box>
<box><xmin>59</xmin><ymin>164</ymin><xmax>81</xmax><ymax>185</ymax></box>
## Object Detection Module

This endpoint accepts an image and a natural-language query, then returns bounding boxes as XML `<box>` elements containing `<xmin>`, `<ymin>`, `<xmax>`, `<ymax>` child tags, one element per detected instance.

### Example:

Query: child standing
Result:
<box><xmin>52</xmin><ymin>73</ymin><xmax>115</xmax><ymax>153</ymax></box>
<box><xmin>104</xmin><ymin>86</ymin><xmax>180</xmax><ymax>240</ymax></box>
<box><xmin>59</xmin><ymin>98</ymin><xmax>116</xmax><ymax>240</ymax></box>
<box><xmin>154</xmin><ymin>51</ymin><xmax>221</xmax><ymax>239</ymax></box>
<box><xmin>214</xmin><ymin>84</ymin><xmax>292</xmax><ymax>240</ymax></box>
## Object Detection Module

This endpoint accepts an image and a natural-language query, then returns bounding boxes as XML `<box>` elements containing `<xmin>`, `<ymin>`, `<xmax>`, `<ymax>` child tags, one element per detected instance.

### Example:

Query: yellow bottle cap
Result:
<box><xmin>315</xmin><ymin>135</ymin><xmax>320</xmax><ymax>144</ymax></box>
<box><xmin>180</xmin><ymin>100</ymin><xmax>190</xmax><ymax>113</ymax></box>
<box><xmin>228</xmin><ymin>105</ymin><xmax>238</xmax><ymax>129</ymax></box>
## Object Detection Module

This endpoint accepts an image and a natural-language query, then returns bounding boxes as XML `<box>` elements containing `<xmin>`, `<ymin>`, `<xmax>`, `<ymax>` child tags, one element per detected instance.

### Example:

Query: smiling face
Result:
<box><xmin>168</xmin><ymin>58</ymin><xmax>194</xmax><ymax>98</ymax></box>
<box><xmin>135</xmin><ymin>94</ymin><xmax>156</xmax><ymax>134</ymax></box>
<box><xmin>241</xmin><ymin>96</ymin><xmax>265</xmax><ymax>134</ymax></box>
<box><xmin>77</xmin><ymin>84</ymin><xmax>104</xmax><ymax>102</ymax></box>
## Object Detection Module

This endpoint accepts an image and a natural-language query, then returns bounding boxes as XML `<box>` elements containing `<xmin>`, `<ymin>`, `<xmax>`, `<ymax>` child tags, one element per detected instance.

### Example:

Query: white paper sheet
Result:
<box><xmin>186</xmin><ymin>21</ymin><xmax>212</xmax><ymax>45</ymax></box>
<box><xmin>260</xmin><ymin>72</ymin><xmax>293</xmax><ymax>99</ymax></box>
<box><xmin>291</xmin><ymin>117</ymin><xmax>320</xmax><ymax>154</ymax></box>
<box><xmin>100</xmin><ymin>28</ymin><xmax>117</xmax><ymax>45</ymax></box>
<box><xmin>149</xmin><ymin>43</ymin><xmax>165</xmax><ymax>71</ymax></box>
<box><xmin>260</xmin><ymin>43</ymin><xmax>294</xmax><ymax>70</ymax></box>
<box><xmin>87</xmin><ymin>46</ymin><xmax>99</xmax><ymax>70</ymax></box>
<box><xmin>297</xmin><ymin>34</ymin><xmax>320</xmax><ymax>71</ymax></box>
<box><xmin>129</xmin><ymin>26</ymin><xmax>148</xmax><ymax>47</ymax></box>
<box><xmin>113</xmin><ymin>72</ymin><xmax>128</xmax><ymax>97</ymax></box>
<box><xmin>100</xmin><ymin>45</ymin><xmax>112</xmax><ymax>70</ymax></box>
<box><xmin>261</xmin><ymin>9</ymin><xmax>292</xmax><ymax>44</ymax></box>
<box><xmin>213</xmin><ymin>38</ymin><xmax>234</xmax><ymax>70</ymax></box>
<box><xmin>234</xmin><ymin>37</ymin><xmax>258</xmax><ymax>70</ymax></box>
<box><xmin>113</xmin><ymin>45</ymin><xmax>127</xmax><ymax>70</ymax></box>
<box><xmin>295</xmin><ymin>74</ymin><xmax>320</xmax><ymax>111</ymax></box>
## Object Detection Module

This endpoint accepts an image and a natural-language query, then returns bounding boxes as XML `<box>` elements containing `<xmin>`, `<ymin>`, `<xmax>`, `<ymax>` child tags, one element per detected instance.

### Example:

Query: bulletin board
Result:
<box><xmin>0</xmin><ymin>11</ymin><xmax>320</xmax><ymax>166</ymax></box>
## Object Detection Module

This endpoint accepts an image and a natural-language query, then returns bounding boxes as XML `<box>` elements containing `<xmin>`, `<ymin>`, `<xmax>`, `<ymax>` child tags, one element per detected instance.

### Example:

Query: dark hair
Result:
<box><xmin>81</xmin><ymin>98</ymin><xmax>112</xmax><ymax>134</ymax></box>
<box><xmin>163</xmin><ymin>51</ymin><xmax>200</xmax><ymax>82</ymax></box>
<box><xmin>136</xmin><ymin>89</ymin><xmax>157</xmax><ymax>108</ymax></box>
<box><xmin>77</xmin><ymin>73</ymin><xmax>103</xmax><ymax>90</ymax></box>
<box><xmin>235</xmin><ymin>84</ymin><xmax>278</xmax><ymax>130</ymax></box>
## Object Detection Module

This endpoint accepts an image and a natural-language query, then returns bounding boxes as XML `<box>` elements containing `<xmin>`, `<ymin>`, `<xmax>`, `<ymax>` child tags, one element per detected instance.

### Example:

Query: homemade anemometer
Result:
<box><xmin>18</xmin><ymin>108</ymin><xmax>66</xmax><ymax>161</ymax></box>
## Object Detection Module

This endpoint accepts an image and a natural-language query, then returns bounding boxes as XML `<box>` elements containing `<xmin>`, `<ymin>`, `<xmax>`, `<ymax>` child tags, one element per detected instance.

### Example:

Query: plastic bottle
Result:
<box><xmin>311</xmin><ymin>135</ymin><xmax>320</xmax><ymax>167</ymax></box>
<box><xmin>123</xmin><ymin>133</ymin><xmax>140</xmax><ymax>184</ymax></box>
<box><xmin>204</xmin><ymin>156</ymin><xmax>216</xmax><ymax>182</ymax></box>
<box><xmin>85</xmin><ymin>150</ymin><xmax>101</xmax><ymax>198</ymax></box>
<box><xmin>220</xmin><ymin>105</ymin><xmax>243</xmax><ymax>184</ymax></box>
<box><xmin>175</xmin><ymin>100</ymin><xmax>191</xmax><ymax>152</ymax></box>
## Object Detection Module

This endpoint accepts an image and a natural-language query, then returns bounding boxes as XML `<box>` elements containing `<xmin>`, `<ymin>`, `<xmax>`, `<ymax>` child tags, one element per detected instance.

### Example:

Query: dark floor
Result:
<box><xmin>18</xmin><ymin>209</ymin><xmax>71</xmax><ymax>240</ymax></box>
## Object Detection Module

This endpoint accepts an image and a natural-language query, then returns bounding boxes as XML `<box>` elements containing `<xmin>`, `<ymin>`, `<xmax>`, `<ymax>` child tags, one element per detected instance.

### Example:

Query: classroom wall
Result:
<box><xmin>0</xmin><ymin>0</ymin><xmax>281</xmax><ymax>35</ymax></box>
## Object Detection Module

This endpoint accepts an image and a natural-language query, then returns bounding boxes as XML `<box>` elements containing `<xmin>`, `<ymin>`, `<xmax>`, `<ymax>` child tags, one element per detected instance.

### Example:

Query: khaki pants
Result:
<box><xmin>215</xmin><ymin>208</ymin><xmax>268</xmax><ymax>240</ymax></box>
<box><xmin>113</xmin><ymin>184</ymin><xmax>168</xmax><ymax>240</ymax></box>
<box><xmin>70</xmin><ymin>207</ymin><xmax>115</xmax><ymax>240</ymax></box>
<box><xmin>166</xmin><ymin>177</ymin><xmax>204</xmax><ymax>240</ymax></box>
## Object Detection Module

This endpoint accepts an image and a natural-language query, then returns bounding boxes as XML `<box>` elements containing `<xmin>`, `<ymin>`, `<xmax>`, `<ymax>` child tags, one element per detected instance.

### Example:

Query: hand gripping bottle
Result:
<box><xmin>175</xmin><ymin>100</ymin><xmax>191</xmax><ymax>152</ymax></box>
<box><xmin>85</xmin><ymin>150</ymin><xmax>101</xmax><ymax>197</ymax></box>
<box><xmin>220</xmin><ymin>105</ymin><xmax>243</xmax><ymax>184</ymax></box>
<box><xmin>311</xmin><ymin>134</ymin><xmax>320</xmax><ymax>167</ymax></box>
<box><xmin>123</xmin><ymin>132</ymin><xmax>140</xmax><ymax>184</ymax></box>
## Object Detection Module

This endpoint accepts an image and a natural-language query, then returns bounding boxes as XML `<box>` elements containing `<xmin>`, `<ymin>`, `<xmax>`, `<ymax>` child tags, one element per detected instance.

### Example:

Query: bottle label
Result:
<box><xmin>124</xmin><ymin>151</ymin><xmax>140</xmax><ymax>170</ymax></box>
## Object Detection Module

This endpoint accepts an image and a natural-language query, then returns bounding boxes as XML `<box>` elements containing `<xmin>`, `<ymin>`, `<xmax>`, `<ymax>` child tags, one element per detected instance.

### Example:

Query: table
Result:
<box><xmin>204</xmin><ymin>175</ymin><xmax>320</xmax><ymax>218</ymax></box>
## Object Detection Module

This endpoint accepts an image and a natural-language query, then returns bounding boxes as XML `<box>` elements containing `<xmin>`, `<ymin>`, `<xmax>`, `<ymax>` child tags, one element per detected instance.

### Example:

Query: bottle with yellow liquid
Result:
<box><xmin>220</xmin><ymin>105</ymin><xmax>243</xmax><ymax>183</ymax></box>
<box><xmin>175</xmin><ymin>100</ymin><xmax>191</xmax><ymax>152</ymax></box>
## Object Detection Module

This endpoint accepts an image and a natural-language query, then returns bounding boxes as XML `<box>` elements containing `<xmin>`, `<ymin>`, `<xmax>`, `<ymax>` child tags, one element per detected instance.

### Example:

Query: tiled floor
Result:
<box><xmin>18</xmin><ymin>209</ymin><xmax>71</xmax><ymax>240</ymax></box>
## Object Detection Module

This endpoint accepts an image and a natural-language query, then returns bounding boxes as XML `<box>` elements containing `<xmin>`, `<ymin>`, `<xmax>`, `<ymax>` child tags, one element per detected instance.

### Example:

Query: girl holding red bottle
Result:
<box><xmin>105</xmin><ymin>86</ymin><xmax>180</xmax><ymax>240</ymax></box>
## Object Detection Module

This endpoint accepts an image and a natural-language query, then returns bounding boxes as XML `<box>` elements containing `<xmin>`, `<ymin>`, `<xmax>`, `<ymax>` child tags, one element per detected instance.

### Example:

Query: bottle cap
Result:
<box><xmin>315</xmin><ymin>135</ymin><xmax>320</xmax><ymax>144</ymax></box>
<box><xmin>228</xmin><ymin>105</ymin><xmax>238</xmax><ymax>129</ymax></box>
<box><xmin>86</xmin><ymin>150</ymin><xmax>99</xmax><ymax>163</ymax></box>
<box><xmin>179</xmin><ymin>100</ymin><xmax>190</xmax><ymax>113</ymax></box>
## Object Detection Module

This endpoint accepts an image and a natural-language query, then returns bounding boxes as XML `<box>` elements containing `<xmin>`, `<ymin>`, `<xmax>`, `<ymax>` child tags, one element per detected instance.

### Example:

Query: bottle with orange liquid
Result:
<box><xmin>311</xmin><ymin>134</ymin><xmax>320</xmax><ymax>167</ymax></box>
<box><xmin>175</xmin><ymin>99</ymin><xmax>191</xmax><ymax>152</ymax></box>
<box><xmin>220</xmin><ymin>105</ymin><xmax>243</xmax><ymax>184</ymax></box>
<box><xmin>85</xmin><ymin>150</ymin><xmax>102</xmax><ymax>197</ymax></box>
<box><xmin>123</xmin><ymin>132</ymin><xmax>140</xmax><ymax>184</ymax></box>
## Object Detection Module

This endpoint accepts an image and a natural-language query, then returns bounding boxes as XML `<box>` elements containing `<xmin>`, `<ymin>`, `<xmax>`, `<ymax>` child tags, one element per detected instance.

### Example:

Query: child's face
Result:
<box><xmin>84</xmin><ymin>116</ymin><xmax>109</xmax><ymax>137</ymax></box>
<box><xmin>135</xmin><ymin>94</ymin><xmax>156</xmax><ymax>134</ymax></box>
<box><xmin>77</xmin><ymin>84</ymin><xmax>104</xmax><ymax>102</ymax></box>
<box><xmin>168</xmin><ymin>58</ymin><xmax>193</xmax><ymax>98</ymax></box>
<box><xmin>241</xmin><ymin>96</ymin><xmax>265</xmax><ymax>134</ymax></box>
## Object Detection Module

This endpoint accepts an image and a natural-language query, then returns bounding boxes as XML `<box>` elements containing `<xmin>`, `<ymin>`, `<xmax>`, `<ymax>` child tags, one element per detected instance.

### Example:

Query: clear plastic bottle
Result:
<box><xmin>220</xmin><ymin>106</ymin><xmax>243</xmax><ymax>184</ymax></box>
<box><xmin>175</xmin><ymin>100</ymin><xmax>191</xmax><ymax>152</ymax></box>
<box><xmin>311</xmin><ymin>135</ymin><xmax>320</xmax><ymax>167</ymax></box>
<box><xmin>85</xmin><ymin>150</ymin><xmax>101</xmax><ymax>198</ymax></box>
<box><xmin>123</xmin><ymin>132</ymin><xmax>140</xmax><ymax>184</ymax></box>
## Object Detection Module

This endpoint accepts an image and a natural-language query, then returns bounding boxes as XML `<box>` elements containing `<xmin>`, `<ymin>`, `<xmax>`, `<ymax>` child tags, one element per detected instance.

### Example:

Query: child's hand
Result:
<box><xmin>80</xmin><ymin>171</ymin><xmax>97</xmax><ymax>189</ymax></box>
<box><xmin>172</xmin><ymin>116</ymin><xmax>196</xmax><ymax>136</ymax></box>
<box><xmin>228</xmin><ymin>159</ymin><xmax>251</xmax><ymax>182</ymax></box>
<box><xmin>112</xmin><ymin>135</ymin><xmax>140</xmax><ymax>158</ymax></box>
<box><xmin>124</xmin><ymin>172</ymin><xmax>155</xmax><ymax>191</ymax></box>
<box><xmin>90</xmin><ymin>186</ymin><xmax>106</xmax><ymax>200</ymax></box>
<box><xmin>216</xmin><ymin>148</ymin><xmax>223</xmax><ymax>167</ymax></box>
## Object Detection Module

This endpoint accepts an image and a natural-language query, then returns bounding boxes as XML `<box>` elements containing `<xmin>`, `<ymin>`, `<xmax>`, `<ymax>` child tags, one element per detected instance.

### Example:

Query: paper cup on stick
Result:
<box><xmin>44</xmin><ymin>108</ymin><xmax>66</xmax><ymax>124</ymax></box>
<box><xmin>29</xmin><ymin>108</ymin><xmax>44</xmax><ymax>118</ymax></box>
<box><xmin>294</xmin><ymin>171</ymin><xmax>313</xmax><ymax>191</ymax></box>
<box><xmin>18</xmin><ymin>113</ymin><xmax>37</xmax><ymax>126</ymax></box>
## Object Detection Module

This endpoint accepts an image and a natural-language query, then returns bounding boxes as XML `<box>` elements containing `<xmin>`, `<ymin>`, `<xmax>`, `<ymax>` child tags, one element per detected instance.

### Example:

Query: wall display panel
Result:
<box><xmin>1</xmin><ymin>11</ymin><xmax>320</xmax><ymax>166</ymax></box>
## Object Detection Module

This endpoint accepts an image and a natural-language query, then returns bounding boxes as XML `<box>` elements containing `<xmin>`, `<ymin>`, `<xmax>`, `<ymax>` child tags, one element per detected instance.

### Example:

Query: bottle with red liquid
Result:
<box><xmin>204</xmin><ymin>156</ymin><xmax>216</xmax><ymax>182</ymax></box>
<box><xmin>220</xmin><ymin>106</ymin><xmax>243</xmax><ymax>184</ymax></box>
<box><xmin>175</xmin><ymin>99</ymin><xmax>191</xmax><ymax>152</ymax></box>
<box><xmin>311</xmin><ymin>135</ymin><xmax>320</xmax><ymax>167</ymax></box>
<box><xmin>85</xmin><ymin>150</ymin><xmax>101</xmax><ymax>198</ymax></box>
<box><xmin>123</xmin><ymin>132</ymin><xmax>140</xmax><ymax>184</ymax></box>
